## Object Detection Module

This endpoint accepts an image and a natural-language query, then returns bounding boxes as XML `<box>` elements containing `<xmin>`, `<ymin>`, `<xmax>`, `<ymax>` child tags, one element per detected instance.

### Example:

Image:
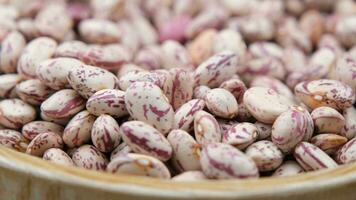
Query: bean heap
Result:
<box><xmin>0</xmin><ymin>0</ymin><xmax>355</xmax><ymax>181</ymax></box>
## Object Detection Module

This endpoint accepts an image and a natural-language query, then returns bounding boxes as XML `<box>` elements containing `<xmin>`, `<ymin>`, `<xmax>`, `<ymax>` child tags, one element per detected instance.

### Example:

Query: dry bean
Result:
<box><xmin>62</xmin><ymin>110</ymin><xmax>96</xmax><ymax>148</ymax></box>
<box><xmin>341</xmin><ymin>107</ymin><xmax>356</xmax><ymax>139</ymax></box>
<box><xmin>110</xmin><ymin>142</ymin><xmax>132</xmax><ymax>161</ymax></box>
<box><xmin>72</xmin><ymin>144</ymin><xmax>108</xmax><ymax>171</ymax></box>
<box><xmin>311</xmin><ymin>106</ymin><xmax>345</xmax><ymax>134</ymax></box>
<box><xmin>161</xmin><ymin>40</ymin><xmax>192</xmax><ymax>69</ymax></box>
<box><xmin>294</xmin><ymin>142</ymin><xmax>338</xmax><ymax>171</ymax></box>
<box><xmin>134</xmin><ymin>46</ymin><xmax>162</xmax><ymax>70</ymax></box>
<box><xmin>187</xmin><ymin>29</ymin><xmax>216</xmax><ymax>66</ymax></box>
<box><xmin>43</xmin><ymin>148</ymin><xmax>74</xmax><ymax>166</ymax></box>
<box><xmin>22</xmin><ymin>121</ymin><xmax>63</xmax><ymax>141</ymax></box>
<box><xmin>0</xmin><ymin>31</ymin><xmax>26</xmax><ymax>73</ymax></box>
<box><xmin>194</xmin><ymin>110</ymin><xmax>221</xmax><ymax>144</ymax></box>
<box><xmin>245</xmin><ymin>140</ymin><xmax>284</xmax><ymax>172</ymax></box>
<box><xmin>250</xmin><ymin>76</ymin><xmax>295</xmax><ymax>101</ymax></box>
<box><xmin>16</xmin><ymin>79</ymin><xmax>55</xmax><ymax>105</ymax></box>
<box><xmin>26</xmin><ymin>132</ymin><xmax>63</xmax><ymax>157</ymax></box>
<box><xmin>272</xmin><ymin>161</ymin><xmax>304</xmax><ymax>177</ymax></box>
<box><xmin>223</xmin><ymin>122</ymin><xmax>258</xmax><ymax>150</ymax></box>
<box><xmin>243</xmin><ymin>87</ymin><xmax>295</xmax><ymax>124</ymax></box>
<box><xmin>0</xmin><ymin>74</ymin><xmax>22</xmax><ymax>98</ymax></box>
<box><xmin>248</xmin><ymin>42</ymin><xmax>283</xmax><ymax>60</ymax></box>
<box><xmin>311</xmin><ymin>134</ymin><xmax>347</xmax><ymax>155</ymax></box>
<box><xmin>120</xmin><ymin>121</ymin><xmax>173</xmax><ymax>161</ymax></box>
<box><xmin>192</xmin><ymin>85</ymin><xmax>211</xmax><ymax>100</ymax></box>
<box><xmin>219</xmin><ymin>78</ymin><xmax>247</xmax><ymax>103</ymax></box>
<box><xmin>91</xmin><ymin>114</ymin><xmax>121</xmax><ymax>153</ymax></box>
<box><xmin>125</xmin><ymin>81</ymin><xmax>174</xmax><ymax>134</ymax></box>
<box><xmin>171</xmin><ymin>171</ymin><xmax>207</xmax><ymax>181</ymax></box>
<box><xmin>330</xmin><ymin>53</ymin><xmax>356</xmax><ymax>90</ymax></box>
<box><xmin>169</xmin><ymin>68</ymin><xmax>194</xmax><ymax>110</ymax></box>
<box><xmin>173</xmin><ymin>99</ymin><xmax>205</xmax><ymax>132</ymax></box>
<box><xmin>107</xmin><ymin>153</ymin><xmax>171</xmax><ymax>179</ymax></box>
<box><xmin>167</xmin><ymin>129</ymin><xmax>201</xmax><ymax>172</ymax></box>
<box><xmin>79</xmin><ymin>19</ymin><xmax>120</xmax><ymax>44</ymax></box>
<box><xmin>205</xmin><ymin>88</ymin><xmax>238</xmax><ymax>119</ymax></box>
<box><xmin>0</xmin><ymin>99</ymin><xmax>36</xmax><ymax>129</ymax></box>
<box><xmin>0</xmin><ymin>129</ymin><xmax>28</xmax><ymax>152</ymax></box>
<box><xmin>214</xmin><ymin>29</ymin><xmax>246</xmax><ymax>62</ymax></box>
<box><xmin>86</xmin><ymin>89</ymin><xmax>128</xmax><ymax>118</ymax></box>
<box><xmin>254</xmin><ymin>122</ymin><xmax>272</xmax><ymax>140</ymax></box>
<box><xmin>40</xmin><ymin>112</ymin><xmax>71</xmax><ymax>126</ymax></box>
<box><xmin>54</xmin><ymin>40</ymin><xmax>87</xmax><ymax>59</ymax></box>
<box><xmin>336</xmin><ymin>137</ymin><xmax>356</xmax><ymax>164</ymax></box>
<box><xmin>200</xmin><ymin>142</ymin><xmax>259</xmax><ymax>179</ymax></box>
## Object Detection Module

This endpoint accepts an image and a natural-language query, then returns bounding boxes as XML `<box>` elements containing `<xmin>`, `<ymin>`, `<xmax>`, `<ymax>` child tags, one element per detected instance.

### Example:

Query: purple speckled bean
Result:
<box><xmin>36</xmin><ymin>57</ymin><xmax>84</xmax><ymax>90</ymax></box>
<box><xmin>173</xmin><ymin>99</ymin><xmax>205</xmax><ymax>132</ymax></box>
<box><xmin>0</xmin><ymin>31</ymin><xmax>26</xmax><ymax>73</ymax></box>
<box><xmin>311</xmin><ymin>134</ymin><xmax>347</xmax><ymax>155</ymax></box>
<box><xmin>214</xmin><ymin>29</ymin><xmax>246</xmax><ymax>62</ymax></box>
<box><xmin>192</xmin><ymin>85</ymin><xmax>211</xmax><ymax>100</ymax></box>
<box><xmin>40</xmin><ymin>112</ymin><xmax>71</xmax><ymax>126</ymax></box>
<box><xmin>167</xmin><ymin>129</ymin><xmax>201</xmax><ymax>172</ymax></box>
<box><xmin>17</xmin><ymin>37</ymin><xmax>57</xmax><ymax>79</ymax></box>
<box><xmin>107</xmin><ymin>153</ymin><xmax>171</xmax><ymax>179</ymax></box>
<box><xmin>169</xmin><ymin>68</ymin><xmax>194</xmax><ymax>110</ymax></box>
<box><xmin>54</xmin><ymin>40</ymin><xmax>87</xmax><ymax>59</ymax></box>
<box><xmin>67</xmin><ymin>65</ymin><xmax>118</xmax><ymax>99</ymax></box>
<box><xmin>91</xmin><ymin>114</ymin><xmax>121</xmax><ymax>153</ymax></box>
<box><xmin>194</xmin><ymin>51</ymin><xmax>238</xmax><ymax>88</ymax></box>
<box><xmin>330</xmin><ymin>53</ymin><xmax>356</xmax><ymax>90</ymax></box>
<box><xmin>217</xmin><ymin>119</ymin><xmax>238</xmax><ymax>136</ymax></box>
<box><xmin>0</xmin><ymin>99</ymin><xmax>36</xmax><ymax>129</ymax></box>
<box><xmin>16</xmin><ymin>79</ymin><xmax>55</xmax><ymax>105</ymax></box>
<box><xmin>294</xmin><ymin>142</ymin><xmax>338</xmax><ymax>171</ymax></box>
<box><xmin>272</xmin><ymin>106</ymin><xmax>314</xmax><ymax>154</ymax></box>
<box><xmin>250</xmin><ymin>76</ymin><xmax>295</xmax><ymax>101</ymax></box>
<box><xmin>26</xmin><ymin>132</ymin><xmax>63</xmax><ymax>157</ymax></box>
<box><xmin>341</xmin><ymin>107</ymin><xmax>356</xmax><ymax>140</ymax></box>
<box><xmin>72</xmin><ymin>144</ymin><xmax>108</xmax><ymax>171</ymax></box>
<box><xmin>245</xmin><ymin>140</ymin><xmax>284</xmax><ymax>172</ymax></box>
<box><xmin>0</xmin><ymin>129</ymin><xmax>28</xmax><ymax>152</ymax></box>
<box><xmin>43</xmin><ymin>148</ymin><xmax>74</xmax><ymax>166</ymax></box>
<box><xmin>79</xmin><ymin>19</ymin><xmax>120</xmax><ymax>44</ymax></box>
<box><xmin>172</xmin><ymin>171</ymin><xmax>207</xmax><ymax>181</ymax></box>
<box><xmin>295</xmin><ymin>79</ymin><xmax>355</xmax><ymax>110</ymax></box>
<box><xmin>254</xmin><ymin>121</ymin><xmax>272</xmax><ymax>140</ymax></box>
<box><xmin>219</xmin><ymin>78</ymin><xmax>247</xmax><ymax>103</ymax></box>
<box><xmin>86</xmin><ymin>89</ymin><xmax>128</xmax><ymax>118</ymax></box>
<box><xmin>248</xmin><ymin>42</ymin><xmax>283</xmax><ymax>60</ymax></box>
<box><xmin>110</xmin><ymin>142</ymin><xmax>132</xmax><ymax>161</ymax></box>
<box><xmin>223</xmin><ymin>122</ymin><xmax>258</xmax><ymax>150</ymax></box>
<box><xmin>194</xmin><ymin>110</ymin><xmax>221</xmax><ymax>144</ymax></box>
<box><xmin>118</xmin><ymin>71</ymin><xmax>148</xmax><ymax>91</ymax></box>
<box><xmin>187</xmin><ymin>29</ymin><xmax>216</xmax><ymax>66</ymax></box>
<box><xmin>205</xmin><ymin>88</ymin><xmax>238</xmax><ymax>119</ymax></box>
<box><xmin>117</xmin><ymin>64</ymin><xmax>146</xmax><ymax>78</ymax></box>
<box><xmin>125</xmin><ymin>81</ymin><xmax>174</xmax><ymax>134</ymax></box>
<box><xmin>236</xmin><ymin>102</ymin><xmax>254</xmax><ymax>122</ymax></box>
<box><xmin>161</xmin><ymin>40</ymin><xmax>192</xmax><ymax>69</ymax></box>
<box><xmin>62</xmin><ymin>110</ymin><xmax>96</xmax><ymax>148</ymax></box>
<box><xmin>336</xmin><ymin>137</ymin><xmax>356</xmax><ymax>164</ymax></box>
<box><xmin>134</xmin><ymin>46</ymin><xmax>163</xmax><ymax>70</ymax></box>
<box><xmin>0</xmin><ymin>74</ymin><xmax>22</xmax><ymax>98</ymax></box>
<box><xmin>22</xmin><ymin>121</ymin><xmax>63</xmax><ymax>141</ymax></box>
<box><xmin>120</xmin><ymin>121</ymin><xmax>173</xmax><ymax>161</ymax></box>
<box><xmin>243</xmin><ymin>87</ymin><xmax>295</xmax><ymax>124</ymax></box>
<box><xmin>272</xmin><ymin>161</ymin><xmax>304</xmax><ymax>177</ymax></box>
<box><xmin>40</xmin><ymin>89</ymin><xmax>85</xmax><ymax>119</ymax></box>
<box><xmin>200</xmin><ymin>142</ymin><xmax>259</xmax><ymax>179</ymax></box>
<box><xmin>311</xmin><ymin>106</ymin><xmax>345</xmax><ymax>134</ymax></box>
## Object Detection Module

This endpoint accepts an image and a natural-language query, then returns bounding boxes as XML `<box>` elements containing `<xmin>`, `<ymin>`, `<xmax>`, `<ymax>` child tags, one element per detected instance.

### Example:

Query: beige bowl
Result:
<box><xmin>0</xmin><ymin>146</ymin><xmax>356</xmax><ymax>200</ymax></box>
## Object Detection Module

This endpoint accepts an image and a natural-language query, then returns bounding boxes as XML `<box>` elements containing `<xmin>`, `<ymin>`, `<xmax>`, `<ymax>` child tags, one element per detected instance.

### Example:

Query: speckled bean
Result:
<box><xmin>330</xmin><ymin>53</ymin><xmax>356</xmax><ymax>90</ymax></box>
<box><xmin>336</xmin><ymin>137</ymin><xmax>356</xmax><ymax>164</ymax></box>
<box><xmin>169</xmin><ymin>68</ymin><xmax>194</xmax><ymax>110</ymax></box>
<box><xmin>272</xmin><ymin>106</ymin><xmax>314</xmax><ymax>153</ymax></box>
<box><xmin>62</xmin><ymin>110</ymin><xmax>96</xmax><ymax>148</ymax></box>
<box><xmin>192</xmin><ymin>85</ymin><xmax>211</xmax><ymax>100</ymax></box>
<box><xmin>22</xmin><ymin>121</ymin><xmax>63</xmax><ymax>141</ymax></box>
<box><xmin>0</xmin><ymin>74</ymin><xmax>22</xmax><ymax>98</ymax></box>
<box><xmin>172</xmin><ymin>171</ymin><xmax>207</xmax><ymax>181</ymax></box>
<box><xmin>341</xmin><ymin>107</ymin><xmax>356</xmax><ymax>139</ymax></box>
<box><xmin>110</xmin><ymin>142</ymin><xmax>132</xmax><ymax>161</ymax></box>
<box><xmin>248</xmin><ymin>42</ymin><xmax>283</xmax><ymax>60</ymax></box>
<box><xmin>40</xmin><ymin>112</ymin><xmax>71</xmax><ymax>126</ymax></box>
<box><xmin>79</xmin><ymin>19</ymin><xmax>120</xmax><ymax>44</ymax></box>
<box><xmin>219</xmin><ymin>78</ymin><xmax>247</xmax><ymax>103</ymax></box>
<box><xmin>0</xmin><ymin>129</ymin><xmax>28</xmax><ymax>152</ymax></box>
<box><xmin>134</xmin><ymin>46</ymin><xmax>162</xmax><ymax>70</ymax></box>
<box><xmin>243</xmin><ymin>87</ymin><xmax>295</xmax><ymax>124</ymax></box>
<box><xmin>72</xmin><ymin>144</ymin><xmax>108</xmax><ymax>171</ymax></box>
<box><xmin>17</xmin><ymin>37</ymin><xmax>57</xmax><ymax>79</ymax></box>
<box><xmin>167</xmin><ymin>129</ymin><xmax>201</xmax><ymax>172</ymax></box>
<box><xmin>311</xmin><ymin>106</ymin><xmax>345</xmax><ymax>134</ymax></box>
<box><xmin>173</xmin><ymin>99</ymin><xmax>205</xmax><ymax>132</ymax></box>
<box><xmin>187</xmin><ymin>29</ymin><xmax>216</xmax><ymax>66</ymax></box>
<box><xmin>0</xmin><ymin>31</ymin><xmax>26</xmax><ymax>73</ymax></box>
<box><xmin>91</xmin><ymin>114</ymin><xmax>121</xmax><ymax>153</ymax></box>
<box><xmin>245</xmin><ymin>140</ymin><xmax>284</xmax><ymax>172</ymax></box>
<box><xmin>194</xmin><ymin>110</ymin><xmax>221</xmax><ymax>144</ymax></box>
<box><xmin>107</xmin><ymin>153</ymin><xmax>171</xmax><ymax>179</ymax></box>
<box><xmin>86</xmin><ymin>89</ymin><xmax>128</xmax><ymax>118</ymax></box>
<box><xmin>68</xmin><ymin>65</ymin><xmax>118</xmax><ymax>99</ymax></box>
<box><xmin>223</xmin><ymin>122</ymin><xmax>258</xmax><ymax>150</ymax></box>
<box><xmin>16</xmin><ymin>79</ymin><xmax>55</xmax><ymax>105</ymax></box>
<box><xmin>54</xmin><ymin>40</ymin><xmax>87</xmax><ymax>59</ymax></box>
<box><xmin>254</xmin><ymin>122</ymin><xmax>272</xmax><ymax>140</ymax></box>
<box><xmin>205</xmin><ymin>88</ymin><xmax>238</xmax><ymax>119</ymax></box>
<box><xmin>0</xmin><ymin>99</ymin><xmax>36</xmax><ymax>129</ymax></box>
<box><xmin>125</xmin><ymin>81</ymin><xmax>174</xmax><ymax>134</ymax></box>
<box><xmin>194</xmin><ymin>51</ymin><xmax>238</xmax><ymax>88</ymax></box>
<box><xmin>26</xmin><ymin>132</ymin><xmax>63</xmax><ymax>157</ymax></box>
<box><xmin>161</xmin><ymin>40</ymin><xmax>192</xmax><ymax>69</ymax></box>
<box><xmin>272</xmin><ymin>161</ymin><xmax>304</xmax><ymax>177</ymax></box>
<box><xmin>213</xmin><ymin>29</ymin><xmax>246</xmax><ymax>62</ymax></box>
<box><xmin>43</xmin><ymin>148</ymin><xmax>74</xmax><ymax>166</ymax></box>
<box><xmin>250</xmin><ymin>76</ymin><xmax>295</xmax><ymax>101</ymax></box>
<box><xmin>294</xmin><ymin>142</ymin><xmax>338</xmax><ymax>171</ymax></box>
<box><xmin>40</xmin><ymin>89</ymin><xmax>85</xmax><ymax>119</ymax></box>
<box><xmin>295</xmin><ymin>79</ymin><xmax>355</xmax><ymax>110</ymax></box>
<box><xmin>311</xmin><ymin>134</ymin><xmax>347</xmax><ymax>155</ymax></box>
<box><xmin>200</xmin><ymin>142</ymin><xmax>259</xmax><ymax>179</ymax></box>
<box><xmin>120</xmin><ymin>121</ymin><xmax>173</xmax><ymax>161</ymax></box>
<box><xmin>36</xmin><ymin>57</ymin><xmax>84</xmax><ymax>90</ymax></box>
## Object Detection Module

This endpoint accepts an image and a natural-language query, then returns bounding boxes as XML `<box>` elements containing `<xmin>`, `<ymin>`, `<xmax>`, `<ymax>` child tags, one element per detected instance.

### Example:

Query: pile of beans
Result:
<box><xmin>0</xmin><ymin>0</ymin><xmax>355</xmax><ymax>181</ymax></box>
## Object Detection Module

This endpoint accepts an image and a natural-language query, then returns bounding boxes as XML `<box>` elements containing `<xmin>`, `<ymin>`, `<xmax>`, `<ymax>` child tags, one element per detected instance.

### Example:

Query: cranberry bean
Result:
<box><xmin>16</xmin><ymin>79</ymin><xmax>55</xmax><ymax>105</ymax></box>
<box><xmin>22</xmin><ymin>121</ymin><xmax>63</xmax><ymax>141</ymax></box>
<box><xmin>173</xmin><ymin>99</ymin><xmax>205</xmax><ymax>132</ymax></box>
<box><xmin>311</xmin><ymin>106</ymin><xmax>345</xmax><ymax>134</ymax></box>
<box><xmin>311</xmin><ymin>134</ymin><xmax>348</xmax><ymax>155</ymax></box>
<box><xmin>0</xmin><ymin>129</ymin><xmax>28</xmax><ymax>152</ymax></box>
<box><xmin>26</xmin><ymin>132</ymin><xmax>63</xmax><ymax>157</ymax></box>
<box><xmin>72</xmin><ymin>145</ymin><xmax>108</xmax><ymax>171</ymax></box>
<box><xmin>194</xmin><ymin>110</ymin><xmax>221</xmax><ymax>144</ymax></box>
<box><xmin>0</xmin><ymin>99</ymin><xmax>36</xmax><ymax>129</ymax></box>
<box><xmin>43</xmin><ymin>148</ymin><xmax>74</xmax><ymax>166</ymax></box>
<box><xmin>223</xmin><ymin>122</ymin><xmax>258</xmax><ymax>150</ymax></box>
<box><xmin>205</xmin><ymin>88</ymin><xmax>238</xmax><ymax>119</ymax></box>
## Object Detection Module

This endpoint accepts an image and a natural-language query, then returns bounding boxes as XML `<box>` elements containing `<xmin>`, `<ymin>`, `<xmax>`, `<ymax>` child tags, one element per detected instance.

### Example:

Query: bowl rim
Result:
<box><xmin>0</xmin><ymin>146</ymin><xmax>355</xmax><ymax>199</ymax></box>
